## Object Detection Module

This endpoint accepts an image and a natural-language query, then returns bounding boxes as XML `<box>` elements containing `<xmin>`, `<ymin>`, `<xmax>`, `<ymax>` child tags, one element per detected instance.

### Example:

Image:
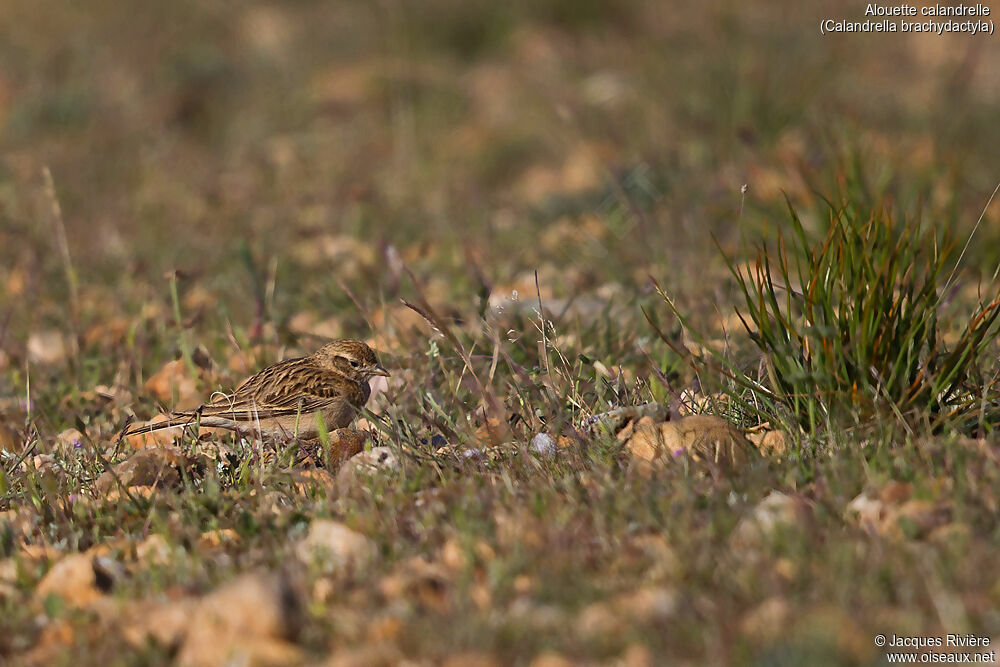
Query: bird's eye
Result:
<box><xmin>350</xmin><ymin>360</ymin><xmax>360</xmax><ymax>368</ymax></box>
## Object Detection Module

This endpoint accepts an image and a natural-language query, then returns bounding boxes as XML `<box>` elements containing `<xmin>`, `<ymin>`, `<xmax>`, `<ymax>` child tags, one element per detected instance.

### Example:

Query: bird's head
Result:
<box><xmin>315</xmin><ymin>339</ymin><xmax>390</xmax><ymax>382</ymax></box>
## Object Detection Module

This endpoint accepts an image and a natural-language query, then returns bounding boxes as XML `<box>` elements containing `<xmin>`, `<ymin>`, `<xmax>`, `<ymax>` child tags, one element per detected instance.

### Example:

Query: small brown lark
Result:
<box><xmin>122</xmin><ymin>339</ymin><xmax>389</xmax><ymax>442</ymax></box>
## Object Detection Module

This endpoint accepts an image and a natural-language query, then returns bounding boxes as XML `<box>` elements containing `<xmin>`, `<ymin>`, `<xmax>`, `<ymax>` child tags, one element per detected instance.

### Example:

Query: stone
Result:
<box><xmin>122</xmin><ymin>414</ymin><xmax>186</xmax><ymax>449</ymax></box>
<box><xmin>632</xmin><ymin>534</ymin><xmax>681</xmax><ymax>581</ymax></box>
<box><xmin>582</xmin><ymin>402</ymin><xmax>668</xmax><ymax>437</ymax></box>
<box><xmin>886</xmin><ymin>500</ymin><xmax>952</xmax><ymax>540</ymax></box>
<box><xmin>441</xmin><ymin>653</ymin><xmax>500</xmax><ymax>667</ymax></box>
<box><xmin>530</xmin><ymin>432</ymin><xmax>557</xmax><ymax>458</ymax></box>
<box><xmin>739</xmin><ymin>596</ymin><xmax>791</xmax><ymax>642</ymax></box>
<box><xmin>325</xmin><ymin>644</ymin><xmax>404</xmax><ymax>667</ymax></box>
<box><xmin>879</xmin><ymin>480</ymin><xmax>913</xmax><ymax>504</ymax></box>
<box><xmin>472</xmin><ymin>417</ymin><xmax>511</xmax><ymax>448</ymax></box>
<box><xmin>136</xmin><ymin>533</ymin><xmax>185</xmax><ymax>567</ymax></box>
<box><xmin>120</xmin><ymin>598</ymin><xmax>199</xmax><ymax>650</ymax></box>
<box><xmin>530</xmin><ymin>652</ymin><xmax>575</xmax><ymax>667</ymax></box>
<box><xmin>626</xmin><ymin>415</ymin><xmax>758</xmax><ymax>470</ymax></box>
<box><xmin>35</xmin><ymin>553</ymin><xmax>102</xmax><ymax>608</ymax></box>
<box><xmin>377</xmin><ymin>557</ymin><xmax>452</xmax><ymax>613</ymax></box>
<box><xmin>144</xmin><ymin>359</ymin><xmax>202</xmax><ymax>408</ymax></box>
<box><xmin>620</xmin><ymin>644</ymin><xmax>654</xmax><ymax>667</ymax></box>
<box><xmin>625</xmin><ymin>417</ymin><xmax>662</xmax><ymax>462</ymax></box>
<box><xmin>845</xmin><ymin>488</ymin><xmax>951</xmax><ymax>541</ymax></box>
<box><xmin>27</xmin><ymin>330</ymin><xmax>69</xmax><ymax>366</ymax></box>
<box><xmin>612</xmin><ymin>586</ymin><xmax>680</xmax><ymax>623</ymax></box>
<box><xmin>284</xmin><ymin>468</ymin><xmax>335</xmax><ymax>496</ymax></box>
<box><xmin>54</xmin><ymin>428</ymin><xmax>85</xmax><ymax>455</ymax></box>
<box><xmin>177</xmin><ymin>573</ymin><xmax>303</xmax><ymax>667</ymax></box>
<box><xmin>845</xmin><ymin>492</ymin><xmax>884</xmax><ymax>531</ymax></box>
<box><xmin>295</xmin><ymin>520</ymin><xmax>376</xmax><ymax>574</ymax></box>
<box><xmin>96</xmin><ymin>447</ymin><xmax>186</xmax><ymax>495</ymax></box>
<box><xmin>336</xmin><ymin>447</ymin><xmax>399</xmax><ymax>488</ymax></box>
<box><xmin>661</xmin><ymin>415</ymin><xmax>757</xmax><ymax>467</ymax></box>
<box><xmin>575</xmin><ymin>601</ymin><xmax>625</xmax><ymax>639</ymax></box>
<box><xmin>197</xmin><ymin>529</ymin><xmax>240</xmax><ymax>551</ymax></box>
<box><xmin>440</xmin><ymin>539</ymin><xmax>468</xmax><ymax>572</ymax></box>
<box><xmin>747</xmin><ymin>428</ymin><xmax>790</xmax><ymax>457</ymax></box>
<box><xmin>731</xmin><ymin>491</ymin><xmax>812</xmax><ymax>549</ymax></box>
<box><xmin>324</xmin><ymin>428</ymin><xmax>370</xmax><ymax>468</ymax></box>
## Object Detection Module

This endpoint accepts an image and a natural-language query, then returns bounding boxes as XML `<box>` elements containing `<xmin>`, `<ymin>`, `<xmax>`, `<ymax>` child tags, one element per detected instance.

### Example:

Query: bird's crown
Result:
<box><xmin>314</xmin><ymin>339</ymin><xmax>389</xmax><ymax>378</ymax></box>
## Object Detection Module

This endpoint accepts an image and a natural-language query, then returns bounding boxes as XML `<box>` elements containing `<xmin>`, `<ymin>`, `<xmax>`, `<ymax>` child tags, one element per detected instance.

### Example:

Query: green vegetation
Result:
<box><xmin>682</xmin><ymin>201</ymin><xmax>1000</xmax><ymax>433</ymax></box>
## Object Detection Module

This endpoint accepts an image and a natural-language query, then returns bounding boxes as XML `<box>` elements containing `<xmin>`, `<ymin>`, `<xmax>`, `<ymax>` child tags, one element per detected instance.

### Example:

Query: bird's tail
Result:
<box><xmin>118</xmin><ymin>412</ymin><xmax>198</xmax><ymax>440</ymax></box>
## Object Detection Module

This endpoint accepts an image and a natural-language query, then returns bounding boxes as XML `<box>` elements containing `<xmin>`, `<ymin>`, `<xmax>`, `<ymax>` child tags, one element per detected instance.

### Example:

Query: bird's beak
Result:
<box><xmin>369</xmin><ymin>364</ymin><xmax>390</xmax><ymax>377</ymax></box>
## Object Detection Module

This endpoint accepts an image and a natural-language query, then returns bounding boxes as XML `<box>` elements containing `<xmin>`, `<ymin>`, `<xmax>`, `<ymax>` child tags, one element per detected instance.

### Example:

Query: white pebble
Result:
<box><xmin>530</xmin><ymin>433</ymin><xmax>557</xmax><ymax>458</ymax></box>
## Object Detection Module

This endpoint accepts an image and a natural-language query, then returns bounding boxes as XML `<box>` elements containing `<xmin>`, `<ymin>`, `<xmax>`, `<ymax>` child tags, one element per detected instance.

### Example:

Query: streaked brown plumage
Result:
<box><xmin>122</xmin><ymin>340</ymin><xmax>389</xmax><ymax>442</ymax></box>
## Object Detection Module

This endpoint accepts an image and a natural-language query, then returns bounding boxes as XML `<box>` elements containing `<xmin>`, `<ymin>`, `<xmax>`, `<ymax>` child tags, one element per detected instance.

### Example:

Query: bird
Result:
<box><xmin>121</xmin><ymin>339</ymin><xmax>389</xmax><ymax>442</ymax></box>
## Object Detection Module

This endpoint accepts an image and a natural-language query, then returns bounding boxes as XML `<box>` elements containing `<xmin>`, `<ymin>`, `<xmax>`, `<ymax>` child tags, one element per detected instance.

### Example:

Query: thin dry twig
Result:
<box><xmin>534</xmin><ymin>270</ymin><xmax>551</xmax><ymax>379</ymax></box>
<box><xmin>945</xmin><ymin>180</ymin><xmax>1000</xmax><ymax>293</ymax></box>
<box><xmin>41</xmin><ymin>166</ymin><xmax>80</xmax><ymax>359</ymax></box>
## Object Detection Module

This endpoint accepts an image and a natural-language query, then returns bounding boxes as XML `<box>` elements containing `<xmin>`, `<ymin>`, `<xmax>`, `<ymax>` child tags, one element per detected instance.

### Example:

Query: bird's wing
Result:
<box><xmin>195</xmin><ymin>359</ymin><xmax>359</xmax><ymax>421</ymax></box>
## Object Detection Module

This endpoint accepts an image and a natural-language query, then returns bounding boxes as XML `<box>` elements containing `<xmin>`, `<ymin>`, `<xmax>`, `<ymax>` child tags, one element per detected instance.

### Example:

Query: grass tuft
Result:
<box><xmin>717</xmin><ymin>200</ymin><xmax>1000</xmax><ymax>433</ymax></box>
